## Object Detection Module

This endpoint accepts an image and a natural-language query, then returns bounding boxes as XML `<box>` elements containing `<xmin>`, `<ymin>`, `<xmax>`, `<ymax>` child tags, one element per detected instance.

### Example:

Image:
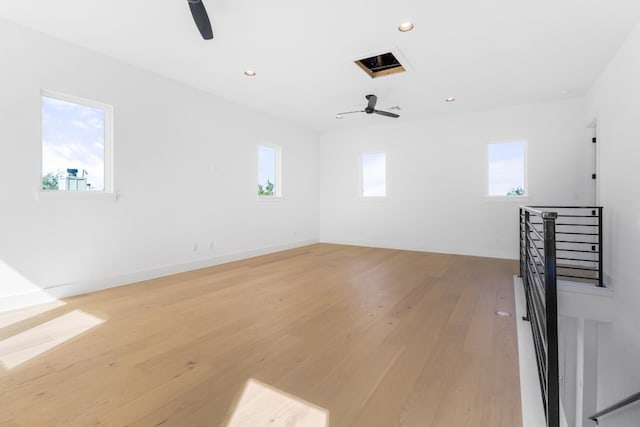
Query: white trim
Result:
<box><xmin>0</xmin><ymin>290</ymin><xmax>60</xmax><ymax>313</ymax></box>
<box><xmin>483</xmin><ymin>195</ymin><xmax>530</xmax><ymax>203</ymax></box>
<box><xmin>0</xmin><ymin>240</ymin><xmax>318</xmax><ymax>312</ymax></box>
<box><xmin>256</xmin><ymin>195</ymin><xmax>283</xmax><ymax>202</ymax></box>
<box><xmin>319</xmin><ymin>238</ymin><xmax>516</xmax><ymax>260</ymax></box>
<box><xmin>36</xmin><ymin>190</ymin><xmax>118</xmax><ymax>202</ymax></box>
<box><xmin>590</xmin><ymin>120</ymin><xmax>600</xmax><ymax>206</ymax></box>
<box><xmin>558</xmin><ymin>280</ymin><xmax>613</xmax><ymax>297</ymax></box>
<box><xmin>557</xmin><ymin>280</ymin><xmax>615</xmax><ymax>322</ymax></box>
<box><xmin>40</xmin><ymin>89</ymin><xmax>114</xmax><ymax>194</ymax></box>
<box><xmin>104</xmin><ymin>96</ymin><xmax>114</xmax><ymax>193</ymax></box>
<box><xmin>358</xmin><ymin>196</ymin><xmax>387</xmax><ymax>202</ymax></box>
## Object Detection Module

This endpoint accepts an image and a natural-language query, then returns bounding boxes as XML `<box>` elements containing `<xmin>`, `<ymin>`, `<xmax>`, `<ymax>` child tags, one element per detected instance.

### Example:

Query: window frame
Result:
<box><xmin>359</xmin><ymin>151</ymin><xmax>387</xmax><ymax>199</ymax></box>
<box><xmin>486</xmin><ymin>140</ymin><xmax>528</xmax><ymax>200</ymax></box>
<box><xmin>257</xmin><ymin>143</ymin><xmax>282</xmax><ymax>199</ymax></box>
<box><xmin>39</xmin><ymin>89</ymin><xmax>114</xmax><ymax>197</ymax></box>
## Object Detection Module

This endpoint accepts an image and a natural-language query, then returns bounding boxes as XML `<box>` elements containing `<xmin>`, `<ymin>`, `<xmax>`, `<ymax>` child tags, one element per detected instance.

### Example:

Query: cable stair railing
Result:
<box><xmin>519</xmin><ymin>206</ymin><xmax>604</xmax><ymax>427</ymax></box>
<box><xmin>525</xmin><ymin>206</ymin><xmax>603</xmax><ymax>287</ymax></box>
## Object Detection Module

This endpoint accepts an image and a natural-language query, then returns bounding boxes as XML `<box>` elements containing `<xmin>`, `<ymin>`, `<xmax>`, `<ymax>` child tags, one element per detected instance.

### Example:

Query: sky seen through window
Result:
<box><xmin>42</xmin><ymin>96</ymin><xmax>105</xmax><ymax>191</ymax></box>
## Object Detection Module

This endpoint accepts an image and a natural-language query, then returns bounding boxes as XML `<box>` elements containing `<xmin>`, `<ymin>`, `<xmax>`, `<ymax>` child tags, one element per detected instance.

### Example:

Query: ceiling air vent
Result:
<box><xmin>355</xmin><ymin>51</ymin><xmax>406</xmax><ymax>79</ymax></box>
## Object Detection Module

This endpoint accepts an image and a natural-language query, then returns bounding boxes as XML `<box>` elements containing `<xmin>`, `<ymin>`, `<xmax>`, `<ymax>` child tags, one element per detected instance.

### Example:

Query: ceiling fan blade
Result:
<box><xmin>188</xmin><ymin>0</ymin><xmax>214</xmax><ymax>40</ymax></box>
<box><xmin>365</xmin><ymin>94</ymin><xmax>378</xmax><ymax>111</ymax></box>
<box><xmin>374</xmin><ymin>109</ymin><xmax>400</xmax><ymax>118</ymax></box>
<box><xmin>337</xmin><ymin>110</ymin><xmax>365</xmax><ymax>115</ymax></box>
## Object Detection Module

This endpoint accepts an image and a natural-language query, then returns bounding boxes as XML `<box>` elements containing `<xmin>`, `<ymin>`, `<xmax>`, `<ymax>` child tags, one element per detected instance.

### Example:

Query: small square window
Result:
<box><xmin>487</xmin><ymin>141</ymin><xmax>526</xmax><ymax>197</ymax></box>
<box><xmin>41</xmin><ymin>91</ymin><xmax>113</xmax><ymax>192</ymax></box>
<box><xmin>258</xmin><ymin>144</ymin><xmax>281</xmax><ymax>197</ymax></box>
<box><xmin>361</xmin><ymin>152</ymin><xmax>386</xmax><ymax>197</ymax></box>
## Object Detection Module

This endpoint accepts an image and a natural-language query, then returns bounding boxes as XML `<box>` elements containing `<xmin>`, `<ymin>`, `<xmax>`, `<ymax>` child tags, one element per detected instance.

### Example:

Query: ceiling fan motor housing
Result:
<box><xmin>365</xmin><ymin>94</ymin><xmax>376</xmax><ymax>113</ymax></box>
<box><xmin>336</xmin><ymin>94</ymin><xmax>399</xmax><ymax>118</ymax></box>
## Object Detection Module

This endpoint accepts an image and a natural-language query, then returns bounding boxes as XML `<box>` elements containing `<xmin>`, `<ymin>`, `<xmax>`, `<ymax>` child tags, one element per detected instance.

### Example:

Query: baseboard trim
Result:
<box><xmin>0</xmin><ymin>290</ymin><xmax>60</xmax><ymax>313</ymax></box>
<box><xmin>319</xmin><ymin>238</ymin><xmax>517</xmax><ymax>260</ymax></box>
<box><xmin>0</xmin><ymin>239</ymin><xmax>318</xmax><ymax>312</ymax></box>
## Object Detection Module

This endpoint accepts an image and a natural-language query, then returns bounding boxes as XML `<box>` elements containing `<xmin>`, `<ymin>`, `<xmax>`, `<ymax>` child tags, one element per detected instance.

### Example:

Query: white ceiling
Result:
<box><xmin>1</xmin><ymin>0</ymin><xmax>640</xmax><ymax>132</ymax></box>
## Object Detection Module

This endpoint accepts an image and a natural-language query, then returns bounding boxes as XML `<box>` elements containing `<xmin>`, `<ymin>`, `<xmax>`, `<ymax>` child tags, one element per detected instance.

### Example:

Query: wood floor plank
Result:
<box><xmin>0</xmin><ymin>243</ymin><xmax>522</xmax><ymax>426</ymax></box>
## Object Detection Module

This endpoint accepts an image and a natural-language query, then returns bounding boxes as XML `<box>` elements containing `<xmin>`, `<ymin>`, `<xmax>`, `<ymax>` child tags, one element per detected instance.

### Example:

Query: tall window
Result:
<box><xmin>258</xmin><ymin>144</ymin><xmax>281</xmax><ymax>197</ymax></box>
<box><xmin>41</xmin><ymin>91</ymin><xmax>112</xmax><ymax>192</ymax></box>
<box><xmin>361</xmin><ymin>152</ymin><xmax>386</xmax><ymax>197</ymax></box>
<box><xmin>487</xmin><ymin>141</ymin><xmax>526</xmax><ymax>197</ymax></box>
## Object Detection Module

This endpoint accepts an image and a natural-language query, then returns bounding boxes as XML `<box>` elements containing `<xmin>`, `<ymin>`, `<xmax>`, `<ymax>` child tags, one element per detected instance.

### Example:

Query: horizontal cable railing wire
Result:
<box><xmin>525</xmin><ymin>206</ymin><xmax>603</xmax><ymax>287</ymax></box>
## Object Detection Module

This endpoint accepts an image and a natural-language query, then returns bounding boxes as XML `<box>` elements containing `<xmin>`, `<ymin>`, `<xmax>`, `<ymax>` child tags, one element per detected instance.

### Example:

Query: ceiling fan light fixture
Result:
<box><xmin>244</xmin><ymin>70</ymin><xmax>256</xmax><ymax>77</ymax></box>
<box><xmin>398</xmin><ymin>22</ymin><xmax>414</xmax><ymax>32</ymax></box>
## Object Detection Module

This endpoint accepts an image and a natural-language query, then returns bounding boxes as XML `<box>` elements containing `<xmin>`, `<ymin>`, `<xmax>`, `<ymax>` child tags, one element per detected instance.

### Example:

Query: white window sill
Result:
<box><xmin>359</xmin><ymin>196</ymin><xmax>387</xmax><ymax>201</ymax></box>
<box><xmin>257</xmin><ymin>195</ymin><xmax>282</xmax><ymax>202</ymax></box>
<box><xmin>36</xmin><ymin>191</ymin><xmax>118</xmax><ymax>202</ymax></box>
<box><xmin>484</xmin><ymin>195</ymin><xmax>530</xmax><ymax>203</ymax></box>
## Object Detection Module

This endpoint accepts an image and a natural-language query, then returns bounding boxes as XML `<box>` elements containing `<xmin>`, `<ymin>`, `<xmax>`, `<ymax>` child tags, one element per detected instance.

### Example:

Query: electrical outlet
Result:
<box><xmin>192</xmin><ymin>243</ymin><xmax>198</xmax><ymax>252</ymax></box>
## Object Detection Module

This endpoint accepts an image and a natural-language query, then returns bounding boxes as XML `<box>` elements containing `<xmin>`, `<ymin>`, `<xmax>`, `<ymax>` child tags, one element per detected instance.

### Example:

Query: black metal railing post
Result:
<box><xmin>598</xmin><ymin>207</ymin><xmax>603</xmax><ymax>287</ymax></box>
<box><xmin>520</xmin><ymin>206</ymin><xmax>605</xmax><ymax>427</ymax></box>
<box><xmin>519</xmin><ymin>208</ymin><xmax>524</xmax><ymax>278</ymax></box>
<box><xmin>542</xmin><ymin>212</ymin><xmax>560</xmax><ymax>427</ymax></box>
<box><xmin>523</xmin><ymin>209</ymin><xmax>531</xmax><ymax>322</ymax></box>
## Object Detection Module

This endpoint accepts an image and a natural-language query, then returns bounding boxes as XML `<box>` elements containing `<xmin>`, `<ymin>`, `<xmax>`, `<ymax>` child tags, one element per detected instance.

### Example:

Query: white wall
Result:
<box><xmin>0</xmin><ymin>19</ymin><xmax>319</xmax><ymax>310</ymax></box>
<box><xmin>319</xmin><ymin>98</ymin><xmax>590</xmax><ymax>259</ymax></box>
<box><xmin>586</xmin><ymin>21</ymin><xmax>640</xmax><ymax>426</ymax></box>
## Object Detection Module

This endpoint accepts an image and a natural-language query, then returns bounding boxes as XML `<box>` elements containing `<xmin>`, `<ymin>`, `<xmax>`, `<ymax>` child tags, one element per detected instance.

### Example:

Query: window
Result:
<box><xmin>258</xmin><ymin>144</ymin><xmax>281</xmax><ymax>197</ymax></box>
<box><xmin>41</xmin><ymin>91</ymin><xmax>113</xmax><ymax>192</ymax></box>
<box><xmin>361</xmin><ymin>152</ymin><xmax>386</xmax><ymax>197</ymax></box>
<box><xmin>487</xmin><ymin>141</ymin><xmax>526</xmax><ymax>197</ymax></box>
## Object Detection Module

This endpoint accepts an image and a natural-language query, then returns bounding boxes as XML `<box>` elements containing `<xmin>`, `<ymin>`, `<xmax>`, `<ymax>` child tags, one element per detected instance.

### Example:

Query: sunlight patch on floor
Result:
<box><xmin>0</xmin><ymin>300</ymin><xmax>66</xmax><ymax>329</ymax></box>
<box><xmin>0</xmin><ymin>310</ymin><xmax>104</xmax><ymax>369</ymax></box>
<box><xmin>0</xmin><ymin>259</ymin><xmax>60</xmax><ymax>312</ymax></box>
<box><xmin>226</xmin><ymin>378</ymin><xmax>329</xmax><ymax>427</ymax></box>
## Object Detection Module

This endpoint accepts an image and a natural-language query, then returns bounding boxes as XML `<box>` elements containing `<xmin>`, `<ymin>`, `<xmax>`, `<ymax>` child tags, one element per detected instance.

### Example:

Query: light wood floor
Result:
<box><xmin>0</xmin><ymin>244</ymin><xmax>522</xmax><ymax>426</ymax></box>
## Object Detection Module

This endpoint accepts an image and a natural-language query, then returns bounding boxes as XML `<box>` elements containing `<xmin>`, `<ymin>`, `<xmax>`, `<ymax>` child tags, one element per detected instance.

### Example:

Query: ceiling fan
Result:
<box><xmin>187</xmin><ymin>0</ymin><xmax>214</xmax><ymax>40</ymax></box>
<box><xmin>337</xmin><ymin>95</ymin><xmax>400</xmax><ymax>119</ymax></box>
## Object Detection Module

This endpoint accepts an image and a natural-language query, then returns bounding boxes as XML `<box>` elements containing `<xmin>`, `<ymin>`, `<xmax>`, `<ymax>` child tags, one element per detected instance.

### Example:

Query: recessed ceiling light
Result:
<box><xmin>244</xmin><ymin>70</ymin><xmax>256</xmax><ymax>77</ymax></box>
<box><xmin>335</xmin><ymin>114</ymin><xmax>343</xmax><ymax>119</ymax></box>
<box><xmin>445</xmin><ymin>97</ymin><xmax>456</xmax><ymax>103</ymax></box>
<box><xmin>398</xmin><ymin>22</ymin><xmax>414</xmax><ymax>32</ymax></box>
